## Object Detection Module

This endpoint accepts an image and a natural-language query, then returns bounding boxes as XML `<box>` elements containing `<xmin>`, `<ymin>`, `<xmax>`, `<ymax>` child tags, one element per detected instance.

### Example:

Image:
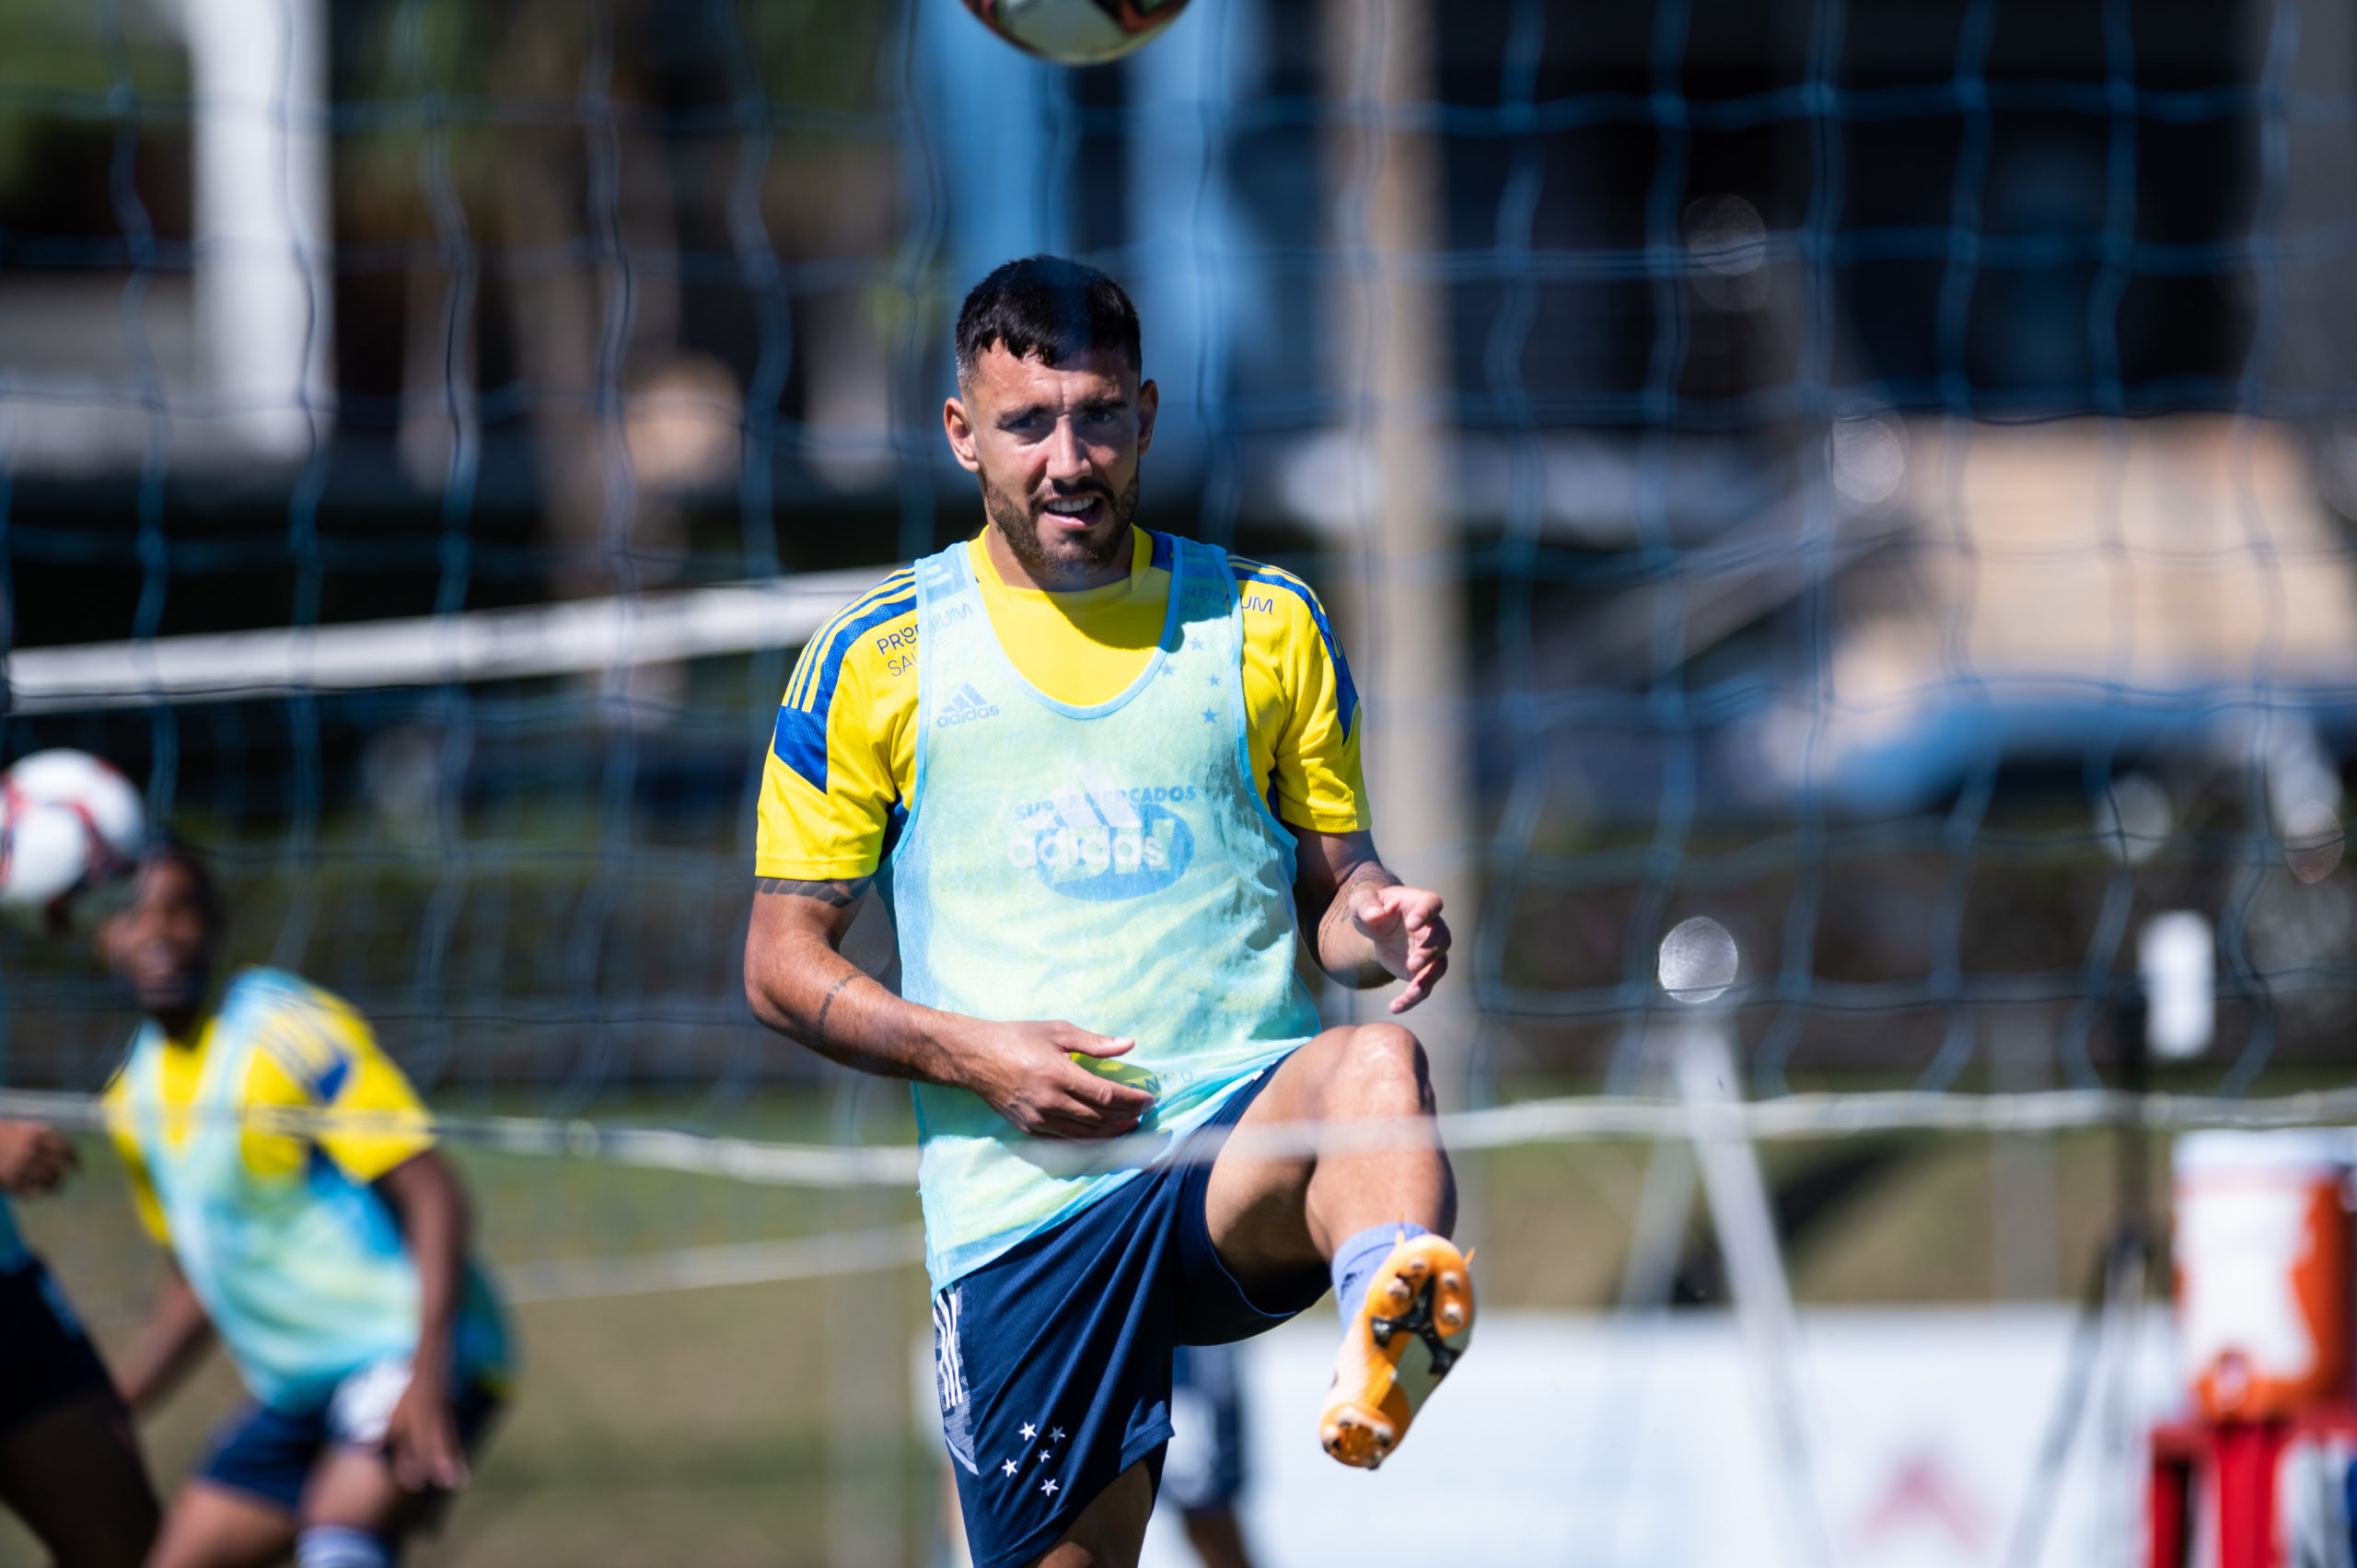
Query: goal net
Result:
<box><xmin>3</xmin><ymin>0</ymin><xmax>2354</xmax><ymax>1564</ymax></box>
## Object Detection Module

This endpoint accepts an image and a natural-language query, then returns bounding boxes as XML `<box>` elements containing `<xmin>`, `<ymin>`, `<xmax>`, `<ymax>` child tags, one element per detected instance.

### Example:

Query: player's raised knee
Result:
<box><xmin>1329</xmin><ymin>1022</ymin><xmax>1434</xmax><ymax>1113</ymax></box>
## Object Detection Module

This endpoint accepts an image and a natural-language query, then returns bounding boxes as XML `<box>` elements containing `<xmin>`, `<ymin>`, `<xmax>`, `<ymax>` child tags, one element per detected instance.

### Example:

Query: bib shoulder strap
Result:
<box><xmin>915</xmin><ymin>540</ymin><xmax>975</xmax><ymax>618</ymax></box>
<box><xmin>1169</xmin><ymin>535</ymin><xmax>1241</xmax><ymax>626</ymax></box>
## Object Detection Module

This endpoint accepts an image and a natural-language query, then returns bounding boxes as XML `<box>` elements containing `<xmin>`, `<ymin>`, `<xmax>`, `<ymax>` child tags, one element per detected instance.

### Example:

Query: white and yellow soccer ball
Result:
<box><xmin>0</xmin><ymin>749</ymin><xmax>145</xmax><ymax>935</ymax></box>
<box><xmin>959</xmin><ymin>0</ymin><xmax>1191</xmax><ymax>64</ymax></box>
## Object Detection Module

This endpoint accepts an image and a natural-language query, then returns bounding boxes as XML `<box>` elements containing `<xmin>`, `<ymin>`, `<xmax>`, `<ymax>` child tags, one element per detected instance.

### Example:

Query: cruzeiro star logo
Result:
<box><xmin>1006</xmin><ymin>1414</ymin><xmax>1064</xmax><ymax>1493</ymax></box>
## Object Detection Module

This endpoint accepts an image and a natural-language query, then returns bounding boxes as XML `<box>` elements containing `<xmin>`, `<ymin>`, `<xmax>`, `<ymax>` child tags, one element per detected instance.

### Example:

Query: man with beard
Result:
<box><xmin>746</xmin><ymin>256</ymin><xmax>1474</xmax><ymax>1568</ymax></box>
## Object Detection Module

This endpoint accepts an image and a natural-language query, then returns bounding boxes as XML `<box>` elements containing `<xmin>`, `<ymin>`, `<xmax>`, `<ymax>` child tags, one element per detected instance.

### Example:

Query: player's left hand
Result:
<box><xmin>385</xmin><ymin>1369</ymin><xmax>469</xmax><ymax>1493</ymax></box>
<box><xmin>1348</xmin><ymin>884</ymin><xmax>1450</xmax><ymax>1013</ymax></box>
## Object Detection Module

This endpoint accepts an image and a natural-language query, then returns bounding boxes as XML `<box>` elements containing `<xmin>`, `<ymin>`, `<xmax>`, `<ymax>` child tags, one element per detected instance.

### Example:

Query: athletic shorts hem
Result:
<box><xmin>970</xmin><ymin>1421</ymin><xmax>1176</xmax><ymax>1568</ymax></box>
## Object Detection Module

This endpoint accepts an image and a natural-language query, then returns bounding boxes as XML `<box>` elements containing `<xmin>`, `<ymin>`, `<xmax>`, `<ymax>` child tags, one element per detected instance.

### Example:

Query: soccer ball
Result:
<box><xmin>0</xmin><ymin>750</ymin><xmax>145</xmax><ymax>935</ymax></box>
<box><xmin>959</xmin><ymin>0</ymin><xmax>1192</xmax><ymax>64</ymax></box>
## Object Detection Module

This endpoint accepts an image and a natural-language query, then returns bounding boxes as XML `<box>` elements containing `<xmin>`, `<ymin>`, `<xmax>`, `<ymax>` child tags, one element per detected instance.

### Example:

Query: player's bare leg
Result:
<box><xmin>301</xmin><ymin>1443</ymin><xmax>450</xmax><ymax>1552</ymax></box>
<box><xmin>1206</xmin><ymin>1023</ymin><xmax>1455</xmax><ymax>1262</ymax></box>
<box><xmin>1031</xmin><ymin>1458</ymin><xmax>1153</xmax><ymax>1568</ymax></box>
<box><xmin>1181</xmin><ymin>1507</ymin><xmax>1259</xmax><ymax>1568</ymax></box>
<box><xmin>145</xmin><ymin>1481</ymin><xmax>296</xmax><ymax>1568</ymax></box>
<box><xmin>0</xmin><ymin>1390</ymin><xmax>159</xmax><ymax>1568</ymax></box>
<box><xmin>1203</xmin><ymin>1021</ymin><xmax>1474</xmax><ymax>1469</ymax></box>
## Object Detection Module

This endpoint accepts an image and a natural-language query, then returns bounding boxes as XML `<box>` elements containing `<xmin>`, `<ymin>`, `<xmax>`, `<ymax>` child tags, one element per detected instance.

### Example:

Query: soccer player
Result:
<box><xmin>746</xmin><ymin>255</ymin><xmax>1474</xmax><ymax>1568</ymax></box>
<box><xmin>98</xmin><ymin>846</ymin><xmax>512</xmax><ymax>1568</ymax></box>
<box><xmin>0</xmin><ymin>1121</ymin><xmax>159</xmax><ymax>1568</ymax></box>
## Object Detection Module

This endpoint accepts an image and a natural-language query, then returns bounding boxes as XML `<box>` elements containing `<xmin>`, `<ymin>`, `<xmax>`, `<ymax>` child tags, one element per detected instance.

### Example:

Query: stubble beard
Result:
<box><xmin>984</xmin><ymin>470</ymin><xmax>1142</xmax><ymax>584</ymax></box>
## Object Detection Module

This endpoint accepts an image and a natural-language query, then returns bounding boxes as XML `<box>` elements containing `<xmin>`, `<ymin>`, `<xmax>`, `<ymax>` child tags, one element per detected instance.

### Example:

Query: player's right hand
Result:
<box><xmin>0</xmin><ymin>1121</ymin><xmax>75</xmax><ymax>1195</ymax></box>
<box><xmin>958</xmin><ymin>1021</ymin><xmax>1155</xmax><ymax>1140</ymax></box>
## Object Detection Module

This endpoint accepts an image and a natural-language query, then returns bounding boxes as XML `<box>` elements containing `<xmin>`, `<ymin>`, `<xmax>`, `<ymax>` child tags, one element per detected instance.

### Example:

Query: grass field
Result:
<box><xmin>0</xmin><ymin>1086</ymin><xmax>2181</xmax><ymax>1567</ymax></box>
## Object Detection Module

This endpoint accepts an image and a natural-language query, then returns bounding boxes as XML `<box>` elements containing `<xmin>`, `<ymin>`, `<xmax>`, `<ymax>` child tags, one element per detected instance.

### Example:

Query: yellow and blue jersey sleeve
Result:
<box><xmin>243</xmin><ymin>982</ymin><xmax>434</xmax><ymax>1183</ymax></box>
<box><xmin>1228</xmin><ymin>556</ymin><xmax>1369</xmax><ymax>833</ymax></box>
<box><xmin>755</xmin><ymin>568</ymin><xmax>920</xmax><ymax>882</ymax></box>
<box><xmin>752</xmin><ymin>538</ymin><xmax>1368</xmax><ymax>880</ymax></box>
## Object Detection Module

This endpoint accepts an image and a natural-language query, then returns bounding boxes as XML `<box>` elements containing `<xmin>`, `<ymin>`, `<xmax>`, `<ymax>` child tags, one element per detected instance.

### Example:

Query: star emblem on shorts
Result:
<box><xmin>1002</xmin><ymin>1459</ymin><xmax>1019</xmax><ymax>1478</ymax></box>
<box><xmin>1039</xmin><ymin>1449</ymin><xmax>1052</xmax><ymax>1463</ymax></box>
<box><xmin>1020</xmin><ymin>1423</ymin><xmax>1037</xmax><ymax>1441</ymax></box>
<box><xmin>1042</xmin><ymin>1478</ymin><xmax>1059</xmax><ymax>1496</ymax></box>
<box><xmin>1051</xmin><ymin>1427</ymin><xmax>1065</xmax><ymax>1442</ymax></box>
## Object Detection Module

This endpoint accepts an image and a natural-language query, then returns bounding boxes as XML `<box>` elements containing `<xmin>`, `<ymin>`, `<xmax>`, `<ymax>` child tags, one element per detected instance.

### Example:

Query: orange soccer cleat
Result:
<box><xmin>1318</xmin><ymin>1231</ymin><xmax>1475</xmax><ymax>1469</ymax></box>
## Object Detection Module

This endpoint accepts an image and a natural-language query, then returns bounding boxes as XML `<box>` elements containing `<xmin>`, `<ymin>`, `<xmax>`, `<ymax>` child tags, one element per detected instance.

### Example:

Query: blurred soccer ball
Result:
<box><xmin>959</xmin><ymin>0</ymin><xmax>1191</xmax><ymax>64</ymax></box>
<box><xmin>0</xmin><ymin>750</ymin><xmax>145</xmax><ymax>935</ymax></box>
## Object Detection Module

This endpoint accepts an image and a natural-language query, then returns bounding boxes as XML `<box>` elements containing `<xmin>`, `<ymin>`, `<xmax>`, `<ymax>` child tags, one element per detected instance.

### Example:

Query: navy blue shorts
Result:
<box><xmin>932</xmin><ymin>1063</ymin><xmax>1325</xmax><ymax>1568</ymax></box>
<box><xmin>0</xmin><ymin>1256</ymin><xmax>119</xmax><ymax>1437</ymax></box>
<box><xmin>199</xmin><ymin>1379</ymin><xmax>503</xmax><ymax>1515</ymax></box>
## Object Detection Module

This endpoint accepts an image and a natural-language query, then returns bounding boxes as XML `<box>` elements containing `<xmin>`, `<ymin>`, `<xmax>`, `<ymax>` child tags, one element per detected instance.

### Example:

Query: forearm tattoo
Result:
<box><xmin>813</xmin><ymin>971</ymin><xmax>861</xmax><ymax>1039</ymax></box>
<box><xmin>755</xmin><ymin>876</ymin><xmax>873</xmax><ymax>907</ymax></box>
<box><xmin>1318</xmin><ymin>859</ymin><xmax>1399</xmax><ymax>955</ymax></box>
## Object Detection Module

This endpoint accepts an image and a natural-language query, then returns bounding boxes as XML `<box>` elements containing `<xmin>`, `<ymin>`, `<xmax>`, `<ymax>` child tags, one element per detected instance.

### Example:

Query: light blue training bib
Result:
<box><xmin>886</xmin><ymin>534</ymin><xmax>1322</xmax><ymax>1289</ymax></box>
<box><xmin>117</xmin><ymin>970</ymin><xmax>508</xmax><ymax>1413</ymax></box>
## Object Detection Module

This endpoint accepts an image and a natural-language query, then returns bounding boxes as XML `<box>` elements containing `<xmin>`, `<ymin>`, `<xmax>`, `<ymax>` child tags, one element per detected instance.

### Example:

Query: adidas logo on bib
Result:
<box><xmin>1006</xmin><ymin>761</ymin><xmax>1195</xmax><ymax>901</ymax></box>
<box><xmin>936</xmin><ymin>683</ymin><xmax>1001</xmax><ymax>727</ymax></box>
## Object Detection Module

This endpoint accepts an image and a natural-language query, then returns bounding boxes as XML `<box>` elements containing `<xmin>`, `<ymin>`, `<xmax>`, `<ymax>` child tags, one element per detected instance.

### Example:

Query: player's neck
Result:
<box><xmin>981</xmin><ymin>521</ymin><xmax>1132</xmax><ymax>595</ymax></box>
<box><xmin>146</xmin><ymin>965</ymin><xmax>227</xmax><ymax>1046</ymax></box>
<box><xmin>151</xmin><ymin>1004</ymin><xmax>203</xmax><ymax>1046</ymax></box>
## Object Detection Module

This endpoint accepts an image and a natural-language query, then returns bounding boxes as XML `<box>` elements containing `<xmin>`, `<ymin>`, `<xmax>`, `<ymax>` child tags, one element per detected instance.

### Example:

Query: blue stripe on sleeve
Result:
<box><xmin>1228</xmin><ymin>562</ymin><xmax>1359</xmax><ymax>741</ymax></box>
<box><xmin>772</xmin><ymin>591</ymin><xmax>916</xmax><ymax>793</ymax></box>
<box><xmin>790</xmin><ymin>570</ymin><xmax>912</xmax><ymax>711</ymax></box>
<box><xmin>1148</xmin><ymin>529</ymin><xmax>1173</xmax><ymax>573</ymax></box>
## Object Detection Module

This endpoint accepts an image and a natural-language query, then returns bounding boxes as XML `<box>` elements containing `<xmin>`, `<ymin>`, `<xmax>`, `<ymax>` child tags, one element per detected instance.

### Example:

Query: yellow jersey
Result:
<box><xmin>103</xmin><ymin>971</ymin><xmax>435</xmax><ymax>1249</ymax></box>
<box><xmin>101</xmin><ymin>967</ymin><xmax>509</xmax><ymax>1411</ymax></box>
<box><xmin>756</xmin><ymin>528</ymin><xmax>1366</xmax><ymax>880</ymax></box>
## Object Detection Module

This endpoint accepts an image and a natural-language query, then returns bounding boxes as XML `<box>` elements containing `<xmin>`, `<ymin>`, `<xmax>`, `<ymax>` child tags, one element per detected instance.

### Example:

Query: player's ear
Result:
<box><xmin>1134</xmin><ymin>377</ymin><xmax>1158</xmax><ymax>457</ymax></box>
<box><xmin>942</xmin><ymin>394</ymin><xmax>983</xmax><ymax>474</ymax></box>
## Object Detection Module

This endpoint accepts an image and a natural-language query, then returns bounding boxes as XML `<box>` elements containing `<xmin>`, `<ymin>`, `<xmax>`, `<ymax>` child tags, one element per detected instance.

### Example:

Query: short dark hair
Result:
<box><xmin>954</xmin><ymin>256</ymin><xmax>1141</xmax><ymax>384</ymax></box>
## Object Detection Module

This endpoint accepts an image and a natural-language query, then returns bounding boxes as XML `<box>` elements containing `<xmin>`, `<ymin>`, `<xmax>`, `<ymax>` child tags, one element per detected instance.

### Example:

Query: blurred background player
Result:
<box><xmin>746</xmin><ymin>256</ymin><xmax>1473</xmax><ymax>1568</ymax></box>
<box><xmin>1164</xmin><ymin>1345</ymin><xmax>1259</xmax><ymax>1568</ymax></box>
<box><xmin>97</xmin><ymin>846</ymin><xmax>512</xmax><ymax>1568</ymax></box>
<box><xmin>0</xmin><ymin>1118</ymin><xmax>159</xmax><ymax>1568</ymax></box>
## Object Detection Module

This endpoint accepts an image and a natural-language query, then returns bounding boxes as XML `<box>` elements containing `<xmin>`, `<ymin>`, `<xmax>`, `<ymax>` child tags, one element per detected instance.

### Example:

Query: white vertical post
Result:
<box><xmin>184</xmin><ymin>0</ymin><xmax>334</xmax><ymax>459</ymax></box>
<box><xmin>1660</xmin><ymin>917</ymin><xmax>1837</xmax><ymax>1568</ymax></box>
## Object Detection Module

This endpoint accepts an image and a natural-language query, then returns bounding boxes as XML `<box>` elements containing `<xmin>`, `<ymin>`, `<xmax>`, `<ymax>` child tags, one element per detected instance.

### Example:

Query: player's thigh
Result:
<box><xmin>148</xmin><ymin>1481</ymin><xmax>297</xmax><ymax>1568</ymax></box>
<box><xmin>1032</xmin><ymin>1458</ymin><xmax>1153</xmax><ymax>1568</ymax></box>
<box><xmin>300</xmin><ymin>1444</ymin><xmax>437</xmax><ymax>1539</ymax></box>
<box><xmin>0</xmin><ymin>1389</ymin><xmax>159</xmax><ymax>1568</ymax></box>
<box><xmin>1200</xmin><ymin>1026</ymin><xmax>1363</xmax><ymax>1274</ymax></box>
